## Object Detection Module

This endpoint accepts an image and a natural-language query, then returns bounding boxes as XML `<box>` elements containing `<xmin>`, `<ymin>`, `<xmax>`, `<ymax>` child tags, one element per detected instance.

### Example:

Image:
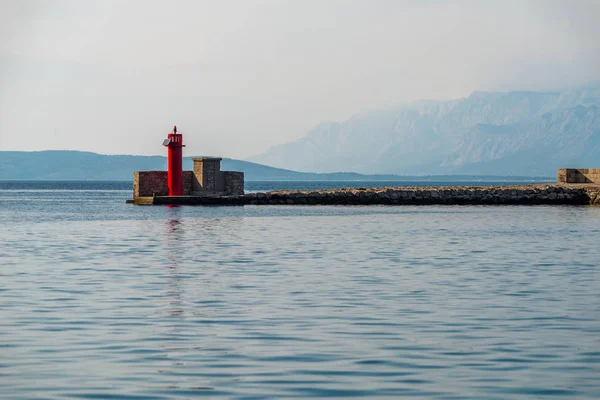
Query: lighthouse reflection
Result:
<box><xmin>161</xmin><ymin>212</ymin><xmax>245</xmax><ymax>320</ymax></box>
<box><xmin>164</xmin><ymin>216</ymin><xmax>184</xmax><ymax>318</ymax></box>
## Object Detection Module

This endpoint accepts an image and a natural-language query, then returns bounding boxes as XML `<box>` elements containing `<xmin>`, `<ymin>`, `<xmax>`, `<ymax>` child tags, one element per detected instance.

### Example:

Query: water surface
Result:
<box><xmin>1</xmin><ymin>182</ymin><xmax>599</xmax><ymax>399</ymax></box>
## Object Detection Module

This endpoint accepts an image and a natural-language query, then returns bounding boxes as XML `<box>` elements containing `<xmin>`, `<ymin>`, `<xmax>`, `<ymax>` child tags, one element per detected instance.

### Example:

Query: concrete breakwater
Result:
<box><xmin>143</xmin><ymin>184</ymin><xmax>600</xmax><ymax>206</ymax></box>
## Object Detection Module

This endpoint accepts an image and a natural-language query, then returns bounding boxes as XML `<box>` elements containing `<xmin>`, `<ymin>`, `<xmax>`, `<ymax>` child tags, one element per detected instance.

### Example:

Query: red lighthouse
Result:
<box><xmin>163</xmin><ymin>125</ymin><xmax>185</xmax><ymax>196</ymax></box>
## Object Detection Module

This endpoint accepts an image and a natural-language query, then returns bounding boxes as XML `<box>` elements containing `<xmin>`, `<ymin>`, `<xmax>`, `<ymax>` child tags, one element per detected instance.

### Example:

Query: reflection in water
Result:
<box><xmin>161</xmin><ymin>217</ymin><xmax>189</xmax><ymax>389</ymax></box>
<box><xmin>164</xmin><ymin>217</ymin><xmax>185</xmax><ymax>318</ymax></box>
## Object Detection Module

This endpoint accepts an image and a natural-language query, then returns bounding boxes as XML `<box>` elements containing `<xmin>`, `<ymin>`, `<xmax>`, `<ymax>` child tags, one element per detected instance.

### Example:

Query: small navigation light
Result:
<box><xmin>162</xmin><ymin>138</ymin><xmax>171</xmax><ymax>146</ymax></box>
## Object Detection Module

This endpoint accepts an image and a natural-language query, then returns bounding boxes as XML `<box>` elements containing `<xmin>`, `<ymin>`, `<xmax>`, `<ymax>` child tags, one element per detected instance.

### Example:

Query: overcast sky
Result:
<box><xmin>1</xmin><ymin>0</ymin><xmax>599</xmax><ymax>158</ymax></box>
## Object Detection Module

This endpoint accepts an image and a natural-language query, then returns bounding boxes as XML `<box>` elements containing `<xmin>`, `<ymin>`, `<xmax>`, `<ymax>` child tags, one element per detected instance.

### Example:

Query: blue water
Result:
<box><xmin>1</xmin><ymin>181</ymin><xmax>599</xmax><ymax>399</ymax></box>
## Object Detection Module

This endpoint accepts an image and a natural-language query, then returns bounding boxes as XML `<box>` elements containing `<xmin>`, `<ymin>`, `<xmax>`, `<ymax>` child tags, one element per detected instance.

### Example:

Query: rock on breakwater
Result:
<box><xmin>144</xmin><ymin>184</ymin><xmax>600</xmax><ymax>206</ymax></box>
<box><xmin>244</xmin><ymin>185</ymin><xmax>598</xmax><ymax>205</ymax></box>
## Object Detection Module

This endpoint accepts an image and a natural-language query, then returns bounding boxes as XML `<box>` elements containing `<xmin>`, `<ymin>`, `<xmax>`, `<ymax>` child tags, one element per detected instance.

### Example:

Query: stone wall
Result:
<box><xmin>191</xmin><ymin>157</ymin><xmax>243</xmax><ymax>195</ymax></box>
<box><xmin>192</xmin><ymin>158</ymin><xmax>224</xmax><ymax>193</ymax></box>
<box><xmin>134</xmin><ymin>171</ymin><xmax>195</xmax><ymax>198</ymax></box>
<box><xmin>192</xmin><ymin>160</ymin><xmax>203</xmax><ymax>192</ymax></box>
<box><xmin>134</xmin><ymin>171</ymin><xmax>168</xmax><ymax>198</ymax></box>
<box><xmin>224</xmin><ymin>172</ymin><xmax>245</xmax><ymax>196</ymax></box>
<box><xmin>182</xmin><ymin>171</ymin><xmax>194</xmax><ymax>195</ymax></box>
<box><xmin>558</xmin><ymin>168</ymin><xmax>600</xmax><ymax>184</ymax></box>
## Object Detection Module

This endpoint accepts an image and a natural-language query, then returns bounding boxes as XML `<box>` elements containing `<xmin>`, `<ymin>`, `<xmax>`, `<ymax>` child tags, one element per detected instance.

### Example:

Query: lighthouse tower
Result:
<box><xmin>162</xmin><ymin>125</ymin><xmax>185</xmax><ymax>196</ymax></box>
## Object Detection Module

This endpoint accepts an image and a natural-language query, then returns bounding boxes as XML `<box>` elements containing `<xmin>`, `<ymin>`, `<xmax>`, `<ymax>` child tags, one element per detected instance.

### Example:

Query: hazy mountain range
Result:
<box><xmin>249</xmin><ymin>84</ymin><xmax>600</xmax><ymax>176</ymax></box>
<box><xmin>0</xmin><ymin>151</ymin><xmax>550</xmax><ymax>181</ymax></box>
<box><xmin>0</xmin><ymin>151</ymin><xmax>316</xmax><ymax>181</ymax></box>
<box><xmin>2</xmin><ymin>84</ymin><xmax>597</xmax><ymax>180</ymax></box>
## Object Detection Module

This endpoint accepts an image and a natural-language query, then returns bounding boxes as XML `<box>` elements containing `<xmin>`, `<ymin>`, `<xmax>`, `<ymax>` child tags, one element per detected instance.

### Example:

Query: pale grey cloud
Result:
<box><xmin>0</xmin><ymin>0</ymin><xmax>598</xmax><ymax>158</ymax></box>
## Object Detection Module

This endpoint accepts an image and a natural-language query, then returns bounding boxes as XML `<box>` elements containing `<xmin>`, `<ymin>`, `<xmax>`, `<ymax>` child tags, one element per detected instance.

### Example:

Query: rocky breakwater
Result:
<box><xmin>243</xmin><ymin>184</ymin><xmax>600</xmax><ymax>206</ymax></box>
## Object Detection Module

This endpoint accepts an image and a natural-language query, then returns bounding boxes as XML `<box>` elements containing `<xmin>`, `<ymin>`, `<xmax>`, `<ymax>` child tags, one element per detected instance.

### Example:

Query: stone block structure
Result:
<box><xmin>224</xmin><ymin>172</ymin><xmax>244</xmax><ymax>195</ymax></box>
<box><xmin>133</xmin><ymin>158</ymin><xmax>244</xmax><ymax>200</ymax></box>
<box><xmin>134</xmin><ymin>171</ymin><xmax>168</xmax><ymax>198</ymax></box>
<box><xmin>558</xmin><ymin>169</ymin><xmax>600</xmax><ymax>184</ymax></box>
<box><xmin>192</xmin><ymin>157</ymin><xmax>224</xmax><ymax>193</ymax></box>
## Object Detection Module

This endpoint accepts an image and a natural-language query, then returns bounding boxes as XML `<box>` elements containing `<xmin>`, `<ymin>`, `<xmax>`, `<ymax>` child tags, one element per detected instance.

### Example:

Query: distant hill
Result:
<box><xmin>249</xmin><ymin>84</ymin><xmax>600</xmax><ymax>176</ymax></box>
<box><xmin>0</xmin><ymin>151</ymin><xmax>551</xmax><ymax>181</ymax></box>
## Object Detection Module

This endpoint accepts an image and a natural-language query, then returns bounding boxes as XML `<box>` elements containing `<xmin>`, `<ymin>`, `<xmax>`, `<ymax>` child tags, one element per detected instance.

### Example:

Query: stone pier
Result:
<box><xmin>134</xmin><ymin>184</ymin><xmax>600</xmax><ymax>206</ymax></box>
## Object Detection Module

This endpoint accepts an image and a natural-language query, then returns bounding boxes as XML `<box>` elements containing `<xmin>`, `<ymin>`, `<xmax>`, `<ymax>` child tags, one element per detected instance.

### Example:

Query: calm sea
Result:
<box><xmin>1</xmin><ymin>181</ymin><xmax>599</xmax><ymax>399</ymax></box>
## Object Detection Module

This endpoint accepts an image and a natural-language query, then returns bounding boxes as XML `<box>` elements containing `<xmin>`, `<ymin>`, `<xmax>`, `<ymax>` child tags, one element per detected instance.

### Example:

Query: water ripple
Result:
<box><xmin>1</xmin><ymin>197</ymin><xmax>599</xmax><ymax>399</ymax></box>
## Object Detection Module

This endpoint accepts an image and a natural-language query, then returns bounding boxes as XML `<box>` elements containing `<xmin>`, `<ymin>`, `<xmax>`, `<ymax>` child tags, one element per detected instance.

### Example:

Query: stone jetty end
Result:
<box><xmin>129</xmin><ymin>168</ymin><xmax>600</xmax><ymax>206</ymax></box>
